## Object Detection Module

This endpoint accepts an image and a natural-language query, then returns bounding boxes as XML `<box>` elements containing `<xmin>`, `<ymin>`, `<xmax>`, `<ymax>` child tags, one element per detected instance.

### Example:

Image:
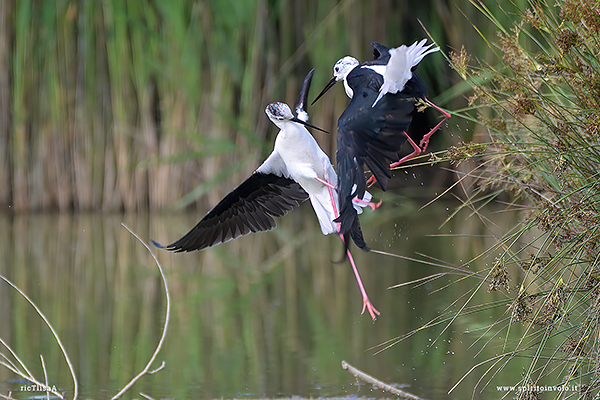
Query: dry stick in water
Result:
<box><xmin>40</xmin><ymin>355</ymin><xmax>50</xmax><ymax>400</ymax></box>
<box><xmin>341</xmin><ymin>360</ymin><xmax>427</xmax><ymax>400</ymax></box>
<box><xmin>0</xmin><ymin>277</ymin><xmax>78</xmax><ymax>400</ymax></box>
<box><xmin>0</xmin><ymin>391</ymin><xmax>13</xmax><ymax>400</ymax></box>
<box><xmin>111</xmin><ymin>223</ymin><xmax>171</xmax><ymax>400</ymax></box>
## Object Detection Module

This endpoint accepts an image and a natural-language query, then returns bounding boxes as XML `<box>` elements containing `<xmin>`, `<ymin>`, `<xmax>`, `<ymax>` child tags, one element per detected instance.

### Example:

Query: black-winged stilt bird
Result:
<box><xmin>312</xmin><ymin>39</ymin><xmax>450</xmax><ymax>251</ymax></box>
<box><xmin>154</xmin><ymin>69</ymin><xmax>381</xmax><ymax>320</ymax></box>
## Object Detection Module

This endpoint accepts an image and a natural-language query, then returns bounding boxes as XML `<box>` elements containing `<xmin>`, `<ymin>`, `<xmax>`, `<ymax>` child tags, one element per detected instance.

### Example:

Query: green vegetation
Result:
<box><xmin>9</xmin><ymin>0</ymin><xmax>599</xmax><ymax>397</ymax></box>
<box><xmin>427</xmin><ymin>0</ymin><xmax>600</xmax><ymax>397</ymax></box>
<box><xmin>0</xmin><ymin>0</ymin><xmax>523</xmax><ymax>212</ymax></box>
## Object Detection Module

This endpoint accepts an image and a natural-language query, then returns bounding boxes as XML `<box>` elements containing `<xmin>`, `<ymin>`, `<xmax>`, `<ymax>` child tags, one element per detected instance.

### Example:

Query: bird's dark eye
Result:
<box><xmin>334</xmin><ymin>66</ymin><xmax>340</xmax><ymax>73</ymax></box>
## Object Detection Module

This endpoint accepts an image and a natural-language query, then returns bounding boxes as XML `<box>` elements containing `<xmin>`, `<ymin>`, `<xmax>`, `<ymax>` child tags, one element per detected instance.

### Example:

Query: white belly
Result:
<box><xmin>275</xmin><ymin>127</ymin><xmax>339</xmax><ymax>234</ymax></box>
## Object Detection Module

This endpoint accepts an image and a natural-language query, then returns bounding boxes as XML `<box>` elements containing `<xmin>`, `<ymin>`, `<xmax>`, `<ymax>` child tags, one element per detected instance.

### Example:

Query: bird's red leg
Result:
<box><xmin>315</xmin><ymin>177</ymin><xmax>336</xmax><ymax>189</ymax></box>
<box><xmin>339</xmin><ymin>234</ymin><xmax>380</xmax><ymax>320</ymax></box>
<box><xmin>352</xmin><ymin>197</ymin><xmax>382</xmax><ymax>211</ymax></box>
<box><xmin>367</xmin><ymin>100</ymin><xmax>450</xmax><ymax>186</ymax></box>
<box><xmin>321</xmin><ymin>177</ymin><xmax>380</xmax><ymax>320</ymax></box>
<box><xmin>419</xmin><ymin>98</ymin><xmax>450</xmax><ymax>151</ymax></box>
<box><xmin>367</xmin><ymin>131</ymin><xmax>422</xmax><ymax>186</ymax></box>
<box><xmin>389</xmin><ymin>131</ymin><xmax>421</xmax><ymax>169</ymax></box>
<box><xmin>366</xmin><ymin>174</ymin><xmax>377</xmax><ymax>188</ymax></box>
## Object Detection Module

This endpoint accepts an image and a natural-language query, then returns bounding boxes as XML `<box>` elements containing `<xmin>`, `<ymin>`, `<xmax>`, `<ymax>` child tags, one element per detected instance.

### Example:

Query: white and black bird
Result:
<box><xmin>154</xmin><ymin>69</ymin><xmax>381</xmax><ymax>319</ymax></box>
<box><xmin>312</xmin><ymin>39</ymin><xmax>450</xmax><ymax>252</ymax></box>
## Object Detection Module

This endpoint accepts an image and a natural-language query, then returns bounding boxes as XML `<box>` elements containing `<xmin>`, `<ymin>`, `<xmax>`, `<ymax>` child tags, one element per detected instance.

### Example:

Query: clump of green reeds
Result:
<box><xmin>437</xmin><ymin>0</ymin><xmax>600</xmax><ymax>397</ymax></box>
<box><xmin>0</xmin><ymin>0</ymin><xmax>488</xmax><ymax>212</ymax></box>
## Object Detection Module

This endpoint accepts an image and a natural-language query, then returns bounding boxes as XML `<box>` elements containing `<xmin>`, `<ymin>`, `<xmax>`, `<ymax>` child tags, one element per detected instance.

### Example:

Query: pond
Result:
<box><xmin>0</xmin><ymin>198</ymin><xmax>524</xmax><ymax>399</ymax></box>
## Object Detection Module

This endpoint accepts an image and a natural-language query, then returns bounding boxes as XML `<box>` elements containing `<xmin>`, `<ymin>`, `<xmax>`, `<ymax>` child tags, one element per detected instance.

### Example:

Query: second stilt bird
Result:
<box><xmin>312</xmin><ymin>39</ymin><xmax>450</xmax><ymax>252</ymax></box>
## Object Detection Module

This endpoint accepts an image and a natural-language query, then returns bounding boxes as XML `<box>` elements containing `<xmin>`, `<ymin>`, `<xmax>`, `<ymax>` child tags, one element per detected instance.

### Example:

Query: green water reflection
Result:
<box><xmin>0</xmin><ymin>200</ymin><xmax>523</xmax><ymax>399</ymax></box>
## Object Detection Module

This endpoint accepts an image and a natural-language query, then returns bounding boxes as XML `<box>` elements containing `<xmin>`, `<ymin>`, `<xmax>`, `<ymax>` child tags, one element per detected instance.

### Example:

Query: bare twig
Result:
<box><xmin>40</xmin><ymin>355</ymin><xmax>49</xmax><ymax>400</ymax></box>
<box><xmin>0</xmin><ymin>343</ymin><xmax>65</xmax><ymax>399</ymax></box>
<box><xmin>341</xmin><ymin>360</ymin><xmax>427</xmax><ymax>400</ymax></box>
<box><xmin>111</xmin><ymin>223</ymin><xmax>171</xmax><ymax>400</ymax></box>
<box><xmin>0</xmin><ymin>391</ymin><xmax>14</xmax><ymax>400</ymax></box>
<box><xmin>147</xmin><ymin>361</ymin><xmax>166</xmax><ymax>374</ymax></box>
<box><xmin>0</xmin><ymin>277</ymin><xmax>77</xmax><ymax>399</ymax></box>
<box><xmin>0</xmin><ymin>349</ymin><xmax>24</xmax><ymax>376</ymax></box>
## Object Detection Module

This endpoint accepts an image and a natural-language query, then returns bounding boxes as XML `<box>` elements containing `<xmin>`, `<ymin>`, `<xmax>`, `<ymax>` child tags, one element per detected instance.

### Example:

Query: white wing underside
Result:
<box><xmin>308</xmin><ymin>158</ymin><xmax>338</xmax><ymax>235</ymax></box>
<box><xmin>256</xmin><ymin>151</ymin><xmax>291</xmax><ymax>178</ymax></box>
<box><xmin>295</xmin><ymin>109</ymin><xmax>309</xmax><ymax>123</ymax></box>
<box><xmin>372</xmin><ymin>39</ymin><xmax>439</xmax><ymax>107</ymax></box>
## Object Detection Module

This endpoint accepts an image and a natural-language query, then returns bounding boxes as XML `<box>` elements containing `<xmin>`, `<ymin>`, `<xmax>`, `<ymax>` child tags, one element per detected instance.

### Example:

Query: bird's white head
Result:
<box><xmin>333</xmin><ymin>56</ymin><xmax>359</xmax><ymax>81</ymax></box>
<box><xmin>265</xmin><ymin>101</ymin><xmax>328</xmax><ymax>134</ymax></box>
<box><xmin>265</xmin><ymin>102</ymin><xmax>294</xmax><ymax>128</ymax></box>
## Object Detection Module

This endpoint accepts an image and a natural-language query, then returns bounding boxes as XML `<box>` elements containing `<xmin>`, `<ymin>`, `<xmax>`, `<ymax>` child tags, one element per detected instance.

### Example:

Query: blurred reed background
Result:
<box><xmin>0</xmin><ymin>0</ymin><xmax>527</xmax><ymax>213</ymax></box>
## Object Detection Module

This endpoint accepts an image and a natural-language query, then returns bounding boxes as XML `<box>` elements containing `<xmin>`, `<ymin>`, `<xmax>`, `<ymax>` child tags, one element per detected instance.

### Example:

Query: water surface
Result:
<box><xmin>0</xmin><ymin>199</ymin><xmax>521</xmax><ymax>399</ymax></box>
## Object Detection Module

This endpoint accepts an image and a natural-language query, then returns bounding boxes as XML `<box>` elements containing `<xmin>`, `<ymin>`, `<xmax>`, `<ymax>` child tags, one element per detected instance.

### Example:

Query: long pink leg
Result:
<box><xmin>321</xmin><ymin>177</ymin><xmax>380</xmax><ymax>320</ymax></box>
<box><xmin>315</xmin><ymin>177</ymin><xmax>336</xmax><ymax>190</ymax></box>
<box><xmin>419</xmin><ymin>98</ymin><xmax>451</xmax><ymax>150</ymax></box>
<box><xmin>367</xmin><ymin>100</ymin><xmax>450</xmax><ymax>186</ymax></box>
<box><xmin>366</xmin><ymin>131</ymin><xmax>420</xmax><ymax>187</ymax></box>
<box><xmin>352</xmin><ymin>197</ymin><xmax>382</xmax><ymax>211</ymax></box>
<box><xmin>389</xmin><ymin>131</ymin><xmax>422</xmax><ymax>169</ymax></box>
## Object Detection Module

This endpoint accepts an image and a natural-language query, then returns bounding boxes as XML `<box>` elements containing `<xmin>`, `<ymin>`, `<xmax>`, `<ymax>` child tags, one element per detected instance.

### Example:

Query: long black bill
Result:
<box><xmin>291</xmin><ymin>116</ymin><xmax>329</xmax><ymax>134</ymax></box>
<box><xmin>311</xmin><ymin>76</ymin><xmax>337</xmax><ymax>105</ymax></box>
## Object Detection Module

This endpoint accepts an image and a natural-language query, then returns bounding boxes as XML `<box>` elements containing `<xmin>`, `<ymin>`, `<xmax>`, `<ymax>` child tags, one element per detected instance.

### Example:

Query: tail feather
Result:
<box><xmin>309</xmin><ymin>192</ymin><xmax>337</xmax><ymax>235</ymax></box>
<box><xmin>350</xmin><ymin>216</ymin><xmax>369</xmax><ymax>250</ymax></box>
<box><xmin>334</xmin><ymin>152</ymin><xmax>369</xmax><ymax>254</ymax></box>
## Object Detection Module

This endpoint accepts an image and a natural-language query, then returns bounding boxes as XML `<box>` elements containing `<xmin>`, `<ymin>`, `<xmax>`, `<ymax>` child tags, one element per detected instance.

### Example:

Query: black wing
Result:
<box><xmin>294</xmin><ymin>69</ymin><xmax>314</xmax><ymax>120</ymax></box>
<box><xmin>157</xmin><ymin>172</ymin><xmax>309</xmax><ymax>252</ymax></box>
<box><xmin>338</xmin><ymin>67</ymin><xmax>426</xmax><ymax>191</ymax></box>
<box><xmin>334</xmin><ymin>66</ymin><xmax>426</xmax><ymax>249</ymax></box>
<box><xmin>368</xmin><ymin>42</ymin><xmax>391</xmax><ymax>64</ymax></box>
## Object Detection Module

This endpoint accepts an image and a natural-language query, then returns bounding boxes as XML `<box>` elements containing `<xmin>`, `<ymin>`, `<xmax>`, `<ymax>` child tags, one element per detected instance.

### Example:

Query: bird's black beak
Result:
<box><xmin>311</xmin><ymin>76</ymin><xmax>337</xmax><ymax>105</ymax></box>
<box><xmin>291</xmin><ymin>117</ymin><xmax>329</xmax><ymax>134</ymax></box>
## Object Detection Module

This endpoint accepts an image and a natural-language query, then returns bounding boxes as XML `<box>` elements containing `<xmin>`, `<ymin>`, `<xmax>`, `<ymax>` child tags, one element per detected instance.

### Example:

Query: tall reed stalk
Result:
<box><xmin>0</xmin><ymin>0</ymin><xmax>505</xmax><ymax>212</ymax></box>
